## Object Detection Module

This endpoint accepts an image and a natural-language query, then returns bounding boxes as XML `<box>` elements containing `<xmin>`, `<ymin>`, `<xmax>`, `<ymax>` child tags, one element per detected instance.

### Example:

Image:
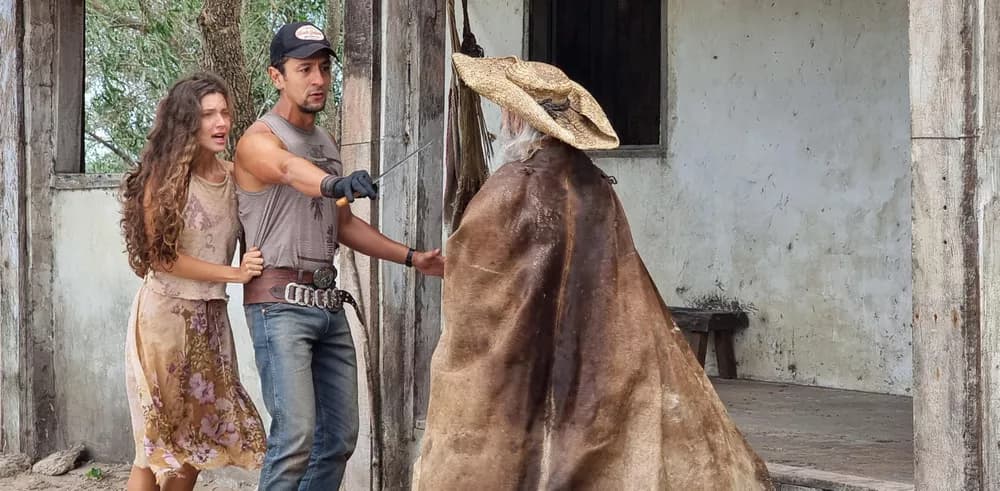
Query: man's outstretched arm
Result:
<box><xmin>337</xmin><ymin>207</ymin><xmax>445</xmax><ymax>277</ymax></box>
<box><xmin>234</xmin><ymin>126</ymin><xmax>377</xmax><ymax>202</ymax></box>
<box><xmin>235</xmin><ymin>125</ymin><xmax>444</xmax><ymax>276</ymax></box>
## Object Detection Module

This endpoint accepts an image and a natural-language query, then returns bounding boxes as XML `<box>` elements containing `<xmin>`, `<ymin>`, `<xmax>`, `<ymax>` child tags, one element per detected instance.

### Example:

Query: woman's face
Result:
<box><xmin>197</xmin><ymin>92</ymin><xmax>232</xmax><ymax>154</ymax></box>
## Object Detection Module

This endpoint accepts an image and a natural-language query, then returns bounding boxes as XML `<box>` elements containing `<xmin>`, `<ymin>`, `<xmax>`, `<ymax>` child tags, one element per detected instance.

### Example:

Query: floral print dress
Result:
<box><xmin>125</xmin><ymin>169</ymin><xmax>265</xmax><ymax>477</ymax></box>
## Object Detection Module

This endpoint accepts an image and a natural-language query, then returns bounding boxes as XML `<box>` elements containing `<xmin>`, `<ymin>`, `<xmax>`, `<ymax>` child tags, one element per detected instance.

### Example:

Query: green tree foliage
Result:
<box><xmin>85</xmin><ymin>0</ymin><xmax>342</xmax><ymax>173</ymax></box>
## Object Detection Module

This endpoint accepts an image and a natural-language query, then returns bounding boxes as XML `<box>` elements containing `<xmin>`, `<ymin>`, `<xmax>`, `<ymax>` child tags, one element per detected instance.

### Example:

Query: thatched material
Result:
<box><xmin>444</xmin><ymin>0</ymin><xmax>492</xmax><ymax>232</ymax></box>
<box><xmin>452</xmin><ymin>53</ymin><xmax>620</xmax><ymax>151</ymax></box>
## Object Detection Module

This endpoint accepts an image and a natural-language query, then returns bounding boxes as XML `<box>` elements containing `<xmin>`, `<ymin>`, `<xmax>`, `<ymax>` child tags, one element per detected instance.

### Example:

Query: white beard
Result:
<box><xmin>495</xmin><ymin>123</ymin><xmax>545</xmax><ymax>168</ymax></box>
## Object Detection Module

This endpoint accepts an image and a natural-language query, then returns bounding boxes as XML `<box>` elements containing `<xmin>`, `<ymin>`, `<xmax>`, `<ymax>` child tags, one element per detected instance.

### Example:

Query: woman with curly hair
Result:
<box><xmin>120</xmin><ymin>73</ymin><xmax>266</xmax><ymax>490</ymax></box>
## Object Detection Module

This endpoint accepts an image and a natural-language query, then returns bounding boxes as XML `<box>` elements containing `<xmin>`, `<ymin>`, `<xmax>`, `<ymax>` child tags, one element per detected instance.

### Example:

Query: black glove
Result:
<box><xmin>321</xmin><ymin>171</ymin><xmax>379</xmax><ymax>202</ymax></box>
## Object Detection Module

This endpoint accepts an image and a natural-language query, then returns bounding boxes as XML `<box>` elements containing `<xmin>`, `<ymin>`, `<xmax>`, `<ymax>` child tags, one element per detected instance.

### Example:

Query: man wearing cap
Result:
<box><xmin>412</xmin><ymin>54</ymin><xmax>771</xmax><ymax>489</ymax></box>
<box><xmin>234</xmin><ymin>22</ymin><xmax>444</xmax><ymax>490</ymax></box>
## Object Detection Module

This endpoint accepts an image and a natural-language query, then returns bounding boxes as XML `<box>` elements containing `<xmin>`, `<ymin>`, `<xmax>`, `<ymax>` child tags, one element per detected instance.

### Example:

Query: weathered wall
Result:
<box><xmin>50</xmin><ymin>188</ymin><xmax>266</xmax><ymax>461</ymax></box>
<box><xmin>50</xmin><ymin>189</ymin><xmax>136</xmax><ymax>459</ymax></box>
<box><xmin>664</xmin><ymin>0</ymin><xmax>912</xmax><ymax>394</ymax></box>
<box><xmin>468</xmin><ymin>0</ymin><xmax>912</xmax><ymax>394</ymax></box>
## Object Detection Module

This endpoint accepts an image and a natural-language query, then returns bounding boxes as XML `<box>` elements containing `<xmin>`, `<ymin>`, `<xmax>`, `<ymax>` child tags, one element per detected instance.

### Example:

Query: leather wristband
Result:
<box><xmin>405</xmin><ymin>248</ymin><xmax>415</xmax><ymax>268</ymax></box>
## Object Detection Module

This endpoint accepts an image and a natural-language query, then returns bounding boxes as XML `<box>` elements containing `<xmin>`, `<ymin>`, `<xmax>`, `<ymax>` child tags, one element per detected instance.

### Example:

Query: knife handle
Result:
<box><xmin>335</xmin><ymin>193</ymin><xmax>363</xmax><ymax>207</ymax></box>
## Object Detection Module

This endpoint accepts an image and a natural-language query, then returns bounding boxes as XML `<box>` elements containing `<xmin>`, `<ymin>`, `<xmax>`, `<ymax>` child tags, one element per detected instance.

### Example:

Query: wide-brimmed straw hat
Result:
<box><xmin>452</xmin><ymin>53</ymin><xmax>619</xmax><ymax>150</ymax></box>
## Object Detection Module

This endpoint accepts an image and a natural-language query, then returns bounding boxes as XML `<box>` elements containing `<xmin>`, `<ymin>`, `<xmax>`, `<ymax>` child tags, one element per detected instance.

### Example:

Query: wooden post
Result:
<box><xmin>909</xmin><ymin>1</ymin><xmax>1000</xmax><ymax>488</ymax></box>
<box><xmin>0</xmin><ymin>0</ymin><xmax>29</xmax><ymax>455</ymax></box>
<box><xmin>412</xmin><ymin>0</ymin><xmax>446</xmax><ymax>435</ymax></box>
<box><xmin>975</xmin><ymin>4</ymin><xmax>1000</xmax><ymax>489</ymax></box>
<box><xmin>0</xmin><ymin>0</ymin><xmax>61</xmax><ymax>457</ymax></box>
<box><xmin>21</xmin><ymin>0</ymin><xmax>59</xmax><ymax>457</ymax></box>
<box><xmin>379</xmin><ymin>0</ymin><xmax>445</xmax><ymax>488</ymax></box>
<box><xmin>54</xmin><ymin>0</ymin><xmax>83</xmax><ymax>173</ymax></box>
<box><xmin>342</xmin><ymin>0</ymin><xmax>383</xmax><ymax>487</ymax></box>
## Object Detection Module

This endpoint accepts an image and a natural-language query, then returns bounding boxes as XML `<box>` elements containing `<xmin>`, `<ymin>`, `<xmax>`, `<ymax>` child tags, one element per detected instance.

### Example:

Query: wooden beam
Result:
<box><xmin>0</xmin><ymin>0</ymin><xmax>61</xmax><ymax>458</ymax></box>
<box><xmin>910</xmin><ymin>1</ymin><xmax>990</xmax><ymax>488</ymax></box>
<box><xmin>0</xmin><ymin>0</ymin><xmax>28</xmax><ymax>455</ymax></box>
<box><xmin>21</xmin><ymin>0</ymin><xmax>59</xmax><ymax>457</ymax></box>
<box><xmin>54</xmin><ymin>0</ymin><xmax>83</xmax><ymax>173</ymax></box>
<box><xmin>977</xmin><ymin>2</ymin><xmax>1000</xmax><ymax>488</ymax></box>
<box><xmin>412</xmin><ymin>0</ymin><xmax>445</xmax><ymax>438</ymax></box>
<box><xmin>343</xmin><ymin>0</ymin><xmax>382</xmax><ymax>336</ymax></box>
<box><xmin>379</xmin><ymin>0</ymin><xmax>445</xmax><ymax>488</ymax></box>
<box><xmin>910</xmin><ymin>2</ymin><xmax>979</xmax><ymax>139</ymax></box>
<box><xmin>342</xmin><ymin>0</ymin><xmax>383</xmax><ymax>487</ymax></box>
<box><xmin>668</xmin><ymin>307</ymin><xmax>749</xmax><ymax>333</ymax></box>
<box><xmin>379</xmin><ymin>0</ymin><xmax>417</xmax><ymax>486</ymax></box>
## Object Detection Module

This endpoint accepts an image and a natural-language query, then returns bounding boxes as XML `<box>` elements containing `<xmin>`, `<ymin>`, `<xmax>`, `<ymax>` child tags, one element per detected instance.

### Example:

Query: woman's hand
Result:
<box><xmin>236</xmin><ymin>247</ymin><xmax>264</xmax><ymax>283</ymax></box>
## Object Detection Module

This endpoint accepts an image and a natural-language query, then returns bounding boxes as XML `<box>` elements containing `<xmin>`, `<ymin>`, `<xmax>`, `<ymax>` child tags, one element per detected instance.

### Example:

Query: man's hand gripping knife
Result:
<box><xmin>322</xmin><ymin>171</ymin><xmax>378</xmax><ymax>206</ymax></box>
<box><xmin>320</xmin><ymin>169</ymin><xmax>445</xmax><ymax>276</ymax></box>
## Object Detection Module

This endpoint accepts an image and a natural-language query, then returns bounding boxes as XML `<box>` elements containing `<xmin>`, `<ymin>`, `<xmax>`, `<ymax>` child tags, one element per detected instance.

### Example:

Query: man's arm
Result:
<box><xmin>337</xmin><ymin>206</ymin><xmax>445</xmax><ymax>277</ymax></box>
<box><xmin>235</xmin><ymin>124</ymin><xmax>379</xmax><ymax>202</ymax></box>
<box><xmin>337</xmin><ymin>207</ymin><xmax>409</xmax><ymax>263</ymax></box>
<box><xmin>234</xmin><ymin>127</ymin><xmax>329</xmax><ymax>196</ymax></box>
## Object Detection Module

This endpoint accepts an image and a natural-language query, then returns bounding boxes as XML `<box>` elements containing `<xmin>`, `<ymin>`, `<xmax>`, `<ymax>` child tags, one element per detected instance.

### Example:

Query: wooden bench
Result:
<box><xmin>668</xmin><ymin>307</ymin><xmax>748</xmax><ymax>379</ymax></box>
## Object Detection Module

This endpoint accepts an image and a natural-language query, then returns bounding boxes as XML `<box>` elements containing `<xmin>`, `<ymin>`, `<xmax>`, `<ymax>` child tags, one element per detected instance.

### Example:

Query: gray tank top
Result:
<box><xmin>237</xmin><ymin>112</ymin><xmax>342</xmax><ymax>270</ymax></box>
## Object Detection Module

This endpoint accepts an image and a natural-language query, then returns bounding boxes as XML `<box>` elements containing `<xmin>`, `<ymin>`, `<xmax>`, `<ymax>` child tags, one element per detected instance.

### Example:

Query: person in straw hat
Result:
<box><xmin>412</xmin><ymin>54</ymin><xmax>772</xmax><ymax>490</ymax></box>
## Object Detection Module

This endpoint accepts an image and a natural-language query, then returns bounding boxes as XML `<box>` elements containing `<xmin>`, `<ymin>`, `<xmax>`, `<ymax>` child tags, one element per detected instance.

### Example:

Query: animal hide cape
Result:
<box><xmin>413</xmin><ymin>140</ymin><xmax>771</xmax><ymax>490</ymax></box>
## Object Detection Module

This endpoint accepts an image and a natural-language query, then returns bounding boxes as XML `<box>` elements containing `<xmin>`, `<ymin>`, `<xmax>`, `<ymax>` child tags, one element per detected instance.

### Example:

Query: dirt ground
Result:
<box><xmin>0</xmin><ymin>462</ymin><xmax>258</xmax><ymax>490</ymax></box>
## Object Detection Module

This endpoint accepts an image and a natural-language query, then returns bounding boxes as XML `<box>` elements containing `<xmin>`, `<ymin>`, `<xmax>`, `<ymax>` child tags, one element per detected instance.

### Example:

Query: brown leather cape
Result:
<box><xmin>413</xmin><ymin>140</ymin><xmax>771</xmax><ymax>490</ymax></box>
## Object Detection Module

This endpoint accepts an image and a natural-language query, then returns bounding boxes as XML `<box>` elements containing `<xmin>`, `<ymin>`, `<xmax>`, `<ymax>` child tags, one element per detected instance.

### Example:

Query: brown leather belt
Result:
<box><xmin>244</xmin><ymin>268</ymin><xmax>316</xmax><ymax>305</ymax></box>
<box><xmin>246</xmin><ymin>269</ymin><xmax>366</xmax><ymax>324</ymax></box>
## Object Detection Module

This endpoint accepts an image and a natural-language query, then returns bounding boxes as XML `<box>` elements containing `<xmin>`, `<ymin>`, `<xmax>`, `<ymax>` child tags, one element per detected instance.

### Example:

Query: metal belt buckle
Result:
<box><xmin>284</xmin><ymin>282</ymin><xmax>311</xmax><ymax>305</ymax></box>
<box><xmin>315</xmin><ymin>289</ymin><xmax>329</xmax><ymax>309</ymax></box>
<box><xmin>283</xmin><ymin>282</ymin><xmax>344</xmax><ymax>312</ymax></box>
<box><xmin>312</xmin><ymin>266</ymin><xmax>337</xmax><ymax>290</ymax></box>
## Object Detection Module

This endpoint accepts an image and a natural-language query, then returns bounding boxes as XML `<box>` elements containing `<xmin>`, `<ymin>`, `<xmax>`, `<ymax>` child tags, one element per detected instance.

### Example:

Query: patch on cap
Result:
<box><xmin>295</xmin><ymin>25</ymin><xmax>325</xmax><ymax>41</ymax></box>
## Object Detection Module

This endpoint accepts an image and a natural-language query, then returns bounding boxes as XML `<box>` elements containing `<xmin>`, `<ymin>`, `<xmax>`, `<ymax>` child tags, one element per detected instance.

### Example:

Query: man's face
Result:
<box><xmin>270</xmin><ymin>54</ymin><xmax>332</xmax><ymax>114</ymax></box>
<box><xmin>500</xmin><ymin>108</ymin><xmax>524</xmax><ymax>138</ymax></box>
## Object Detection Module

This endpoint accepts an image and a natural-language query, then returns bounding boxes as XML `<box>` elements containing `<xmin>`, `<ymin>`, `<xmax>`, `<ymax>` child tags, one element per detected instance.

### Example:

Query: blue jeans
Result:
<box><xmin>246</xmin><ymin>303</ymin><xmax>359</xmax><ymax>491</ymax></box>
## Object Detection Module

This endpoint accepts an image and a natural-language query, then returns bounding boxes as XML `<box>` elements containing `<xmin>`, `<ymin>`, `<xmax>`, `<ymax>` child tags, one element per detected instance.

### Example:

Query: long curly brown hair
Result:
<box><xmin>120</xmin><ymin>73</ymin><xmax>232</xmax><ymax>277</ymax></box>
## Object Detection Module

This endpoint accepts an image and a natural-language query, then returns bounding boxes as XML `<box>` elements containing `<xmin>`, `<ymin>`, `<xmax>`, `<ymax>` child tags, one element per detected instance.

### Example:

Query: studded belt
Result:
<box><xmin>244</xmin><ymin>268</ymin><xmax>359</xmax><ymax>315</ymax></box>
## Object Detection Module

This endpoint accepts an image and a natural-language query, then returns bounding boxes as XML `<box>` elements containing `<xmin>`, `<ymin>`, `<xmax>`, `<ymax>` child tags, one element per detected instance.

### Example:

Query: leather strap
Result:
<box><xmin>244</xmin><ymin>268</ymin><xmax>315</xmax><ymax>305</ymax></box>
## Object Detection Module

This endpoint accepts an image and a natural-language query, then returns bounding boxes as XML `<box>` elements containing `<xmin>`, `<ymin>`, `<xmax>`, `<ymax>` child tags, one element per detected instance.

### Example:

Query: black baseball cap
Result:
<box><xmin>269</xmin><ymin>22</ymin><xmax>335</xmax><ymax>67</ymax></box>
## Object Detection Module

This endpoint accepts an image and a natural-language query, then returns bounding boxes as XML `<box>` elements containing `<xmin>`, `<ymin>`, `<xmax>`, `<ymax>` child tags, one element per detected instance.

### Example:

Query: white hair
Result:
<box><xmin>496</xmin><ymin>110</ymin><xmax>548</xmax><ymax>166</ymax></box>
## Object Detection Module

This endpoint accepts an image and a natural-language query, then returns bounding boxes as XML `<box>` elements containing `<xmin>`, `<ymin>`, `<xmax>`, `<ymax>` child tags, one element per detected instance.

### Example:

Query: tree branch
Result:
<box><xmin>84</xmin><ymin>129</ymin><xmax>136</xmax><ymax>166</ymax></box>
<box><xmin>88</xmin><ymin>0</ymin><xmax>149</xmax><ymax>33</ymax></box>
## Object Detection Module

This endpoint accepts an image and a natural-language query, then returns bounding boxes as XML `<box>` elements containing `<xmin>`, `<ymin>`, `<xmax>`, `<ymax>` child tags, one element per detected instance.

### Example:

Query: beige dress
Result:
<box><xmin>125</xmin><ymin>169</ymin><xmax>265</xmax><ymax>477</ymax></box>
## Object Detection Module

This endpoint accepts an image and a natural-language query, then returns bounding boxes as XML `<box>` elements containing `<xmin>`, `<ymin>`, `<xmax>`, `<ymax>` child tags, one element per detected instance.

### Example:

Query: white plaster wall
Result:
<box><xmin>662</xmin><ymin>0</ymin><xmax>911</xmax><ymax>394</ymax></box>
<box><xmin>468</xmin><ymin>0</ymin><xmax>912</xmax><ymax>395</ymax></box>
<box><xmin>51</xmin><ymin>188</ymin><xmax>266</xmax><ymax>461</ymax></box>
